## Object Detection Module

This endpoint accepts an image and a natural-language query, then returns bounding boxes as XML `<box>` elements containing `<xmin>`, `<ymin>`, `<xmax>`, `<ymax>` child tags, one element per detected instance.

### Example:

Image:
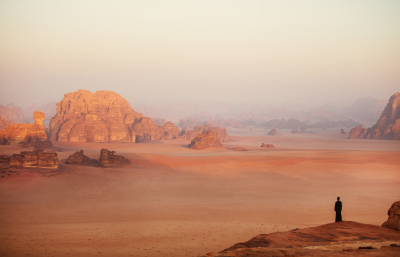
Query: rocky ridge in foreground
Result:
<box><xmin>204</xmin><ymin>221</ymin><xmax>400</xmax><ymax>257</ymax></box>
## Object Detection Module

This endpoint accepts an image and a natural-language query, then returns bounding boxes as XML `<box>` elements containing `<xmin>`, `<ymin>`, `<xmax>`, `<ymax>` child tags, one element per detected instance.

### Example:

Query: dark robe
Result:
<box><xmin>335</xmin><ymin>200</ymin><xmax>342</xmax><ymax>222</ymax></box>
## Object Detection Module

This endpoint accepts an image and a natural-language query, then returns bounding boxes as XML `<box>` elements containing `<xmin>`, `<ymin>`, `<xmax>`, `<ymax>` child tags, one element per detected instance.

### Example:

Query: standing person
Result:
<box><xmin>335</xmin><ymin>197</ymin><xmax>342</xmax><ymax>222</ymax></box>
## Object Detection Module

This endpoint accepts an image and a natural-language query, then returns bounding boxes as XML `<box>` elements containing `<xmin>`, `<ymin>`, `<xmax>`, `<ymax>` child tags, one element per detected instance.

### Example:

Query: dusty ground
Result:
<box><xmin>0</xmin><ymin>129</ymin><xmax>399</xmax><ymax>256</ymax></box>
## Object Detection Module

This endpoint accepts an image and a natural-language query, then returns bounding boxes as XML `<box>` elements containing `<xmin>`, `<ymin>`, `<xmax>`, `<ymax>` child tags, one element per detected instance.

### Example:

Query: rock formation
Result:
<box><xmin>1</xmin><ymin>150</ymin><xmax>58</xmax><ymax>168</ymax></box>
<box><xmin>99</xmin><ymin>149</ymin><xmax>130</xmax><ymax>167</ymax></box>
<box><xmin>188</xmin><ymin>131</ymin><xmax>222</xmax><ymax>150</ymax></box>
<box><xmin>341</xmin><ymin>129</ymin><xmax>346</xmax><ymax>134</ymax></box>
<box><xmin>0</xmin><ymin>111</ymin><xmax>51</xmax><ymax>148</ymax></box>
<box><xmin>206</xmin><ymin>221</ymin><xmax>400</xmax><ymax>257</ymax></box>
<box><xmin>179</xmin><ymin>124</ymin><xmax>228</xmax><ymax>142</ymax></box>
<box><xmin>261</xmin><ymin>143</ymin><xmax>275</xmax><ymax>148</ymax></box>
<box><xmin>0</xmin><ymin>116</ymin><xmax>14</xmax><ymax>130</ymax></box>
<box><xmin>0</xmin><ymin>103</ymin><xmax>24</xmax><ymax>122</ymax></box>
<box><xmin>349</xmin><ymin>92</ymin><xmax>400</xmax><ymax>140</ymax></box>
<box><xmin>66</xmin><ymin>150</ymin><xmax>98</xmax><ymax>166</ymax></box>
<box><xmin>382</xmin><ymin>201</ymin><xmax>400</xmax><ymax>231</ymax></box>
<box><xmin>48</xmin><ymin>90</ymin><xmax>180</xmax><ymax>143</ymax></box>
<box><xmin>267</xmin><ymin>129</ymin><xmax>278</xmax><ymax>136</ymax></box>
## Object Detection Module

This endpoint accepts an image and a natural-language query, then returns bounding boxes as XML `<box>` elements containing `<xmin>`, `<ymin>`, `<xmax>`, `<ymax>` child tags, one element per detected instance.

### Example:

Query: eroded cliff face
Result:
<box><xmin>349</xmin><ymin>92</ymin><xmax>400</xmax><ymax>140</ymax></box>
<box><xmin>0</xmin><ymin>111</ymin><xmax>51</xmax><ymax>148</ymax></box>
<box><xmin>48</xmin><ymin>90</ymin><xmax>181</xmax><ymax>143</ymax></box>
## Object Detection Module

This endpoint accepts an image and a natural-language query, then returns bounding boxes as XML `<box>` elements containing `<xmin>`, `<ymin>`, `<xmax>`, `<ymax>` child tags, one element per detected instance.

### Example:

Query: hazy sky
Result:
<box><xmin>0</xmin><ymin>0</ymin><xmax>399</xmax><ymax>108</ymax></box>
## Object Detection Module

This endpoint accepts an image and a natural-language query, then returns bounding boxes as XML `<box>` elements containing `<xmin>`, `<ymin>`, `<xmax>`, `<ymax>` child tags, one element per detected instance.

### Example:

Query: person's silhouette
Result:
<box><xmin>335</xmin><ymin>197</ymin><xmax>342</xmax><ymax>222</ymax></box>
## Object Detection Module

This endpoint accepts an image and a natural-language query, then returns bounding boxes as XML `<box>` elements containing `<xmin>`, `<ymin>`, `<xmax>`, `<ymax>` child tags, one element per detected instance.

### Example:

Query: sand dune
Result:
<box><xmin>0</xmin><ymin>133</ymin><xmax>399</xmax><ymax>256</ymax></box>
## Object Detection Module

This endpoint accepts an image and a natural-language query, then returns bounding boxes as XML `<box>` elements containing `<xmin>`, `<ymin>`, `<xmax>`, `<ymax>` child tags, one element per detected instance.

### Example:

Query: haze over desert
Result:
<box><xmin>1</xmin><ymin>1</ymin><xmax>400</xmax><ymax>256</ymax></box>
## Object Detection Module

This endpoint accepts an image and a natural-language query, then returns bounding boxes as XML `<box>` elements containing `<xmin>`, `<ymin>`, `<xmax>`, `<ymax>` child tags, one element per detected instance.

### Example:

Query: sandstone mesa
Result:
<box><xmin>48</xmin><ymin>90</ymin><xmax>181</xmax><ymax>143</ymax></box>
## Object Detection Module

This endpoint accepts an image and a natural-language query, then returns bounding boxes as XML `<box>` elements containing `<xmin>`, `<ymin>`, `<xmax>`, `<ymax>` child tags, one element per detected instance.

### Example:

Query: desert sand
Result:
<box><xmin>0</xmin><ymin>130</ymin><xmax>399</xmax><ymax>257</ymax></box>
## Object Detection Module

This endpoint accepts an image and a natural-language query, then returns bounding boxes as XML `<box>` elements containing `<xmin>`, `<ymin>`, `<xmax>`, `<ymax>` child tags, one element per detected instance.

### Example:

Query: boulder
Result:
<box><xmin>188</xmin><ymin>131</ymin><xmax>222</xmax><ymax>150</ymax></box>
<box><xmin>99</xmin><ymin>149</ymin><xmax>130</xmax><ymax>167</ymax></box>
<box><xmin>267</xmin><ymin>129</ymin><xmax>278</xmax><ymax>136</ymax></box>
<box><xmin>382</xmin><ymin>201</ymin><xmax>400</xmax><ymax>231</ymax></box>
<box><xmin>340</xmin><ymin>129</ymin><xmax>346</xmax><ymax>134</ymax></box>
<box><xmin>349</xmin><ymin>92</ymin><xmax>400</xmax><ymax>140</ymax></box>
<box><xmin>261</xmin><ymin>143</ymin><xmax>275</xmax><ymax>148</ymax></box>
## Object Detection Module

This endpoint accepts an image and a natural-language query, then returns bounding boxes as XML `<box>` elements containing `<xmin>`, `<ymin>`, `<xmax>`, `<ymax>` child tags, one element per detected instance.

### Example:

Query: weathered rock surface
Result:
<box><xmin>0</xmin><ymin>111</ymin><xmax>51</xmax><ymax>148</ymax></box>
<box><xmin>0</xmin><ymin>103</ymin><xmax>24</xmax><ymax>122</ymax></box>
<box><xmin>1</xmin><ymin>150</ymin><xmax>58</xmax><ymax>169</ymax></box>
<box><xmin>48</xmin><ymin>90</ymin><xmax>180</xmax><ymax>143</ymax></box>
<box><xmin>0</xmin><ymin>116</ymin><xmax>15</xmax><ymax>130</ymax></box>
<box><xmin>188</xmin><ymin>131</ymin><xmax>222</xmax><ymax>150</ymax></box>
<box><xmin>99</xmin><ymin>149</ymin><xmax>130</xmax><ymax>167</ymax></box>
<box><xmin>349</xmin><ymin>92</ymin><xmax>400</xmax><ymax>140</ymax></box>
<box><xmin>267</xmin><ymin>128</ymin><xmax>278</xmax><ymax>136</ymax></box>
<box><xmin>205</xmin><ymin>221</ymin><xmax>400</xmax><ymax>257</ymax></box>
<box><xmin>261</xmin><ymin>143</ymin><xmax>275</xmax><ymax>148</ymax></box>
<box><xmin>382</xmin><ymin>201</ymin><xmax>400</xmax><ymax>231</ymax></box>
<box><xmin>179</xmin><ymin>124</ymin><xmax>228</xmax><ymax>142</ymax></box>
<box><xmin>66</xmin><ymin>150</ymin><xmax>98</xmax><ymax>166</ymax></box>
<box><xmin>341</xmin><ymin>129</ymin><xmax>346</xmax><ymax>134</ymax></box>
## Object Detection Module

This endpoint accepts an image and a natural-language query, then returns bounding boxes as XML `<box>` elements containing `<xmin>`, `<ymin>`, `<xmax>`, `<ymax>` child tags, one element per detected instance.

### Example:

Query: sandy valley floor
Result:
<box><xmin>0</xmin><ymin>129</ymin><xmax>399</xmax><ymax>257</ymax></box>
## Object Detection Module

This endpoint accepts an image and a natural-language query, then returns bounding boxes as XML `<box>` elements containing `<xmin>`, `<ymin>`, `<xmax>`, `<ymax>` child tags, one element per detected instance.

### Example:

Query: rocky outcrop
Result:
<box><xmin>349</xmin><ymin>92</ymin><xmax>400</xmax><ymax>140</ymax></box>
<box><xmin>179</xmin><ymin>124</ymin><xmax>228</xmax><ymax>142</ymax></box>
<box><xmin>206</xmin><ymin>221</ymin><xmax>400</xmax><ymax>257</ymax></box>
<box><xmin>267</xmin><ymin>129</ymin><xmax>278</xmax><ymax>136</ymax></box>
<box><xmin>188</xmin><ymin>131</ymin><xmax>222</xmax><ymax>150</ymax></box>
<box><xmin>161</xmin><ymin>122</ymin><xmax>180</xmax><ymax>140</ymax></box>
<box><xmin>341</xmin><ymin>129</ymin><xmax>346</xmax><ymax>134</ymax></box>
<box><xmin>0</xmin><ymin>116</ymin><xmax>14</xmax><ymax>130</ymax></box>
<box><xmin>66</xmin><ymin>150</ymin><xmax>98</xmax><ymax>166</ymax></box>
<box><xmin>2</xmin><ymin>150</ymin><xmax>58</xmax><ymax>168</ymax></box>
<box><xmin>99</xmin><ymin>149</ymin><xmax>130</xmax><ymax>167</ymax></box>
<box><xmin>0</xmin><ymin>111</ymin><xmax>51</xmax><ymax>148</ymax></box>
<box><xmin>382</xmin><ymin>201</ymin><xmax>400</xmax><ymax>231</ymax></box>
<box><xmin>261</xmin><ymin>143</ymin><xmax>275</xmax><ymax>148</ymax></box>
<box><xmin>48</xmin><ymin>90</ymin><xmax>180</xmax><ymax>143</ymax></box>
<box><xmin>0</xmin><ymin>103</ymin><xmax>24</xmax><ymax>122</ymax></box>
